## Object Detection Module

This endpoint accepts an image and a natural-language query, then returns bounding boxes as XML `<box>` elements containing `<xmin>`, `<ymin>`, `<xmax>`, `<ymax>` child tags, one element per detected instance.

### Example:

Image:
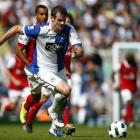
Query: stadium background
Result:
<box><xmin>0</xmin><ymin>0</ymin><xmax>140</xmax><ymax>127</ymax></box>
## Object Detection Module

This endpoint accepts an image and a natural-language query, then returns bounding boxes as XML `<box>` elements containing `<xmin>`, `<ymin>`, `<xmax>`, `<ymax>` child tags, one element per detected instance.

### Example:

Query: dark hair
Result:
<box><xmin>35</xmin><ymin>5</ymin><xmax>48</xmax><ymax>14</ymax></box>
<box><xmin>66</xmin><ymin>13</ymin><xmax>74</xmax><ymax>25</ymax></box>
<box><xmin>125</xmin><ymin>52</ymin><xmax>137</xmax><ymax>67</ymax></box>
<box><xmin>51</xmin><ymin>5</ymin><xmax>67</xmax><ymax>17</ymax></box>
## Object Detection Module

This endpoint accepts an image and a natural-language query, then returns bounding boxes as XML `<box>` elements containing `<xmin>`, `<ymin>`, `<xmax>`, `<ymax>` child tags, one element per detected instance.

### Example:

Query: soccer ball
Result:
<box><xmin>108</xmin><ymin>121</ymin><xmax>127</xmax><ymax>138</ymax></box>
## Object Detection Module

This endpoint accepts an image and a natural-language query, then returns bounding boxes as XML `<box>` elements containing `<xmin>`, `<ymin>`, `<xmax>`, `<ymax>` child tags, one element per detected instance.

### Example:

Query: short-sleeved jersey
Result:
<box><xmin>18</xmin><ymin>35</ymin><xmax>36</xmax><ymax>63</ymax></box>
<box><xmin>23</xmin><ymin>22</ymin><xmax>82</xmax><ymax>74</ymax></box>
<box><xmin>120</xmin><ymin>60</ymin><xmax>137</xmax><ymax>93</ymax></box>
<box><xmin>6</xmin><ymin>56</ymin><xmax>29</xmax><ymax>90</ymax></box>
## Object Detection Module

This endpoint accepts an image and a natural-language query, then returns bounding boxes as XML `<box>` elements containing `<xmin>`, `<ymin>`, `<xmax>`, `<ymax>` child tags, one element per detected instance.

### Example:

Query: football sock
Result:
<box><xmin>27</xmin><ymin>102</ymin><xmax>43</xmax><ymax>123</ymax></box>
<box><xmin>24</xmin><ymin>94</ymin><xmax>34</xmax><ymax>111</ymax></box>
<box><xmin>63</xmin><ymin>102</ymin><xmax>70</xmax><ymax>125</ymax></box>
<box><xmin>51</xmin><ymin>93</ymin><xmax>66</xmax><ymax>113</ymax></box>
<box><xmin>127</xmin><ymin>103</ymin><xmax>134</xmax><ymax>123</ymax></box>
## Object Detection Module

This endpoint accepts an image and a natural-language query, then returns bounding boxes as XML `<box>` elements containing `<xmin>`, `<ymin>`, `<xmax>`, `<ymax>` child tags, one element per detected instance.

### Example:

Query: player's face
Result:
<box><xmin>52</xmin><ymin>12</ymin><xmax>66</xmax><ymax>32</ymax></box>
<box><xmin>36</xmin><ymin>8</ymin><xmax>48</xmax><ymax>24</ymax></box>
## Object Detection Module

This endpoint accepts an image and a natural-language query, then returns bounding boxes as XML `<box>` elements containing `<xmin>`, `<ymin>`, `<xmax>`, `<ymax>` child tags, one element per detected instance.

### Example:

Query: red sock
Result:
<box><xmin>63</xmin><ymin>101</ymin><xmax>70</xmax><ymax>125</ymax></box>
<box><xmin>24</xmin><ymin>94</ymin><xmax>34</xmax><ymax>111</ymax></box>
<box><xmin>127</xmin><ymin>103</ymin><xmax>134</xmax><ymax>123</ymax></box>
<box><xmin>27</xmin><ymin>102</ymin><xmax>43</xmax><ymax>123</ymax></box>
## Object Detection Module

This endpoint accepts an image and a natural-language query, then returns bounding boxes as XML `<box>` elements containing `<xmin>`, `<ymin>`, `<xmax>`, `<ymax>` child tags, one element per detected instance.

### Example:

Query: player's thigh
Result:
<box><xmin>25</xmin><ymin>68</ymin><xmax>43</xmax><ymax>94</ymax></box>
<box><xmin>39</xmin><ymin>69</ymin><xmax>70</xmax><ymax>96</ymax></box>
<box><xmin>121</xmin><ymin>89</ymin><xmax>132</xmax><ymax>104</ymax></box>
<box><xmin>56</xmin><ymin>69</ymin><xmax>71</xmax><ymax>96</ymax></box>
<box><xmin>8</xmin><ymin>89</ymin><xmax>21</xmax><ymax>103</ymax></box>
<box><xmin>21</xmin><ymin>87</ymin><xmax>30</xmax><ymax>101</ymax></box>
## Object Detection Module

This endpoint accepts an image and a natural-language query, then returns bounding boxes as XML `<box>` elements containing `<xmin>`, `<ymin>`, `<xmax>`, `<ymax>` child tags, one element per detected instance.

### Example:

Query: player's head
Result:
<box><xmin>35</xmin><ymin>5</ymin><xmax>48</xmax><ymax>24</ymax></box>
<box><xmin>66</xmin><ymin>13</ymin><xmax>74</xmax><ymax>25</ymax></box>
<box><xmin>125</xmin><ymin>52</ymin><xmax>137</xmax><ymax>67</ymax></box>
<box><xmin>51</xmin><ymin>5</ymin><xmax>67</xmax><ymax>32</ymax></box>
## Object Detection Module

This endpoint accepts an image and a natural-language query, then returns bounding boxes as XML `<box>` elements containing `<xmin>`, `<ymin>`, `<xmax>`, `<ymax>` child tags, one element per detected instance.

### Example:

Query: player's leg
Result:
<box><xmin>49</xmin><ymin>120</ymin><xmax>65</xmax><ymax>137</ymax></box>
<box><xmin>48</xmin><ymin>93</ymin><xmax>66</xmax><ymax>128</ymax></box>
<box><xmin>48</xmin><ymin>95</ymin><xmax>66</xmax><ymax>137</ymax></box>
<box><xmin>23</xmin><ymin>88</ymin><xmax>51</xmax><ymax>133</ymax></box>
<box><xmin>121</xmin><ymin>89</ymin><xmax>134</xmax><ymax>127</ymax></box>
<box><xmin>20</xmin><ymin>68</ymin><xmax>43</xmax><ymax>125</ymax></box>
<box><xmin>63</xmin><ymin>79</ymin><xmax>75</xmax><ymax>135</ymax></box>
<box><xmin>38</xmin><ymin>68</ymin><xmax>71</xmax><ymax>97</ymax></box>
<box><xmin>38</xmin><ymin>69</ymin><xmax>70</xmax><ymax>121</ymax></box>
<box><xmin>20</xmin><ymin>93</ymin><xmax>41</xmax><ymax>124</ymax></box>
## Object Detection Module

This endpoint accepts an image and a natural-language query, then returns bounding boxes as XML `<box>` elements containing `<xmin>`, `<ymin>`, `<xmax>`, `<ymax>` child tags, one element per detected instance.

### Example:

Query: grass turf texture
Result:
<box><xmin>0</xmin><ymin>123</ymin><xmax>140</xmax><ymax>140</ymax></box>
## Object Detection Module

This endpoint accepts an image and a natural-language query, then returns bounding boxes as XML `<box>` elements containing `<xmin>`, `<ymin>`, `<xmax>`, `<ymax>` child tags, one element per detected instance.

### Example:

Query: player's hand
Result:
<box><xmin>71</xmin><ymin>51</ymin><xmax>77</xmax><ymax>58</ymax></box>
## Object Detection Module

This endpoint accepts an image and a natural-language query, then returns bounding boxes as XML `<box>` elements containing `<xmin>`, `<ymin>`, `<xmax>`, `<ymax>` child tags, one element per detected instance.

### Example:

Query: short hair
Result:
<box><xmin>66</xmin><ymin>13</ymin><xmax>74</xmax><ymax>25</ymax></box>
<box><xmin>51</xmin><ymin>5</ymin><xmax>67</xmax><ymax>17</ymax></box>
<box><xmin>35</xmin><ymin>5</ymin><xmax>48</xmax><ymax>14</ymax></box>
<box><xmin>125</xmin><ymin>52</ymin><xmax>137</xmax><ymax>67</ymax></box>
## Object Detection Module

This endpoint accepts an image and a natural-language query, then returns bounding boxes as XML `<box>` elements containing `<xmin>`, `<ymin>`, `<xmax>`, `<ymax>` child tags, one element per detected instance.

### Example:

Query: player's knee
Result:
<box><xmin>40</xmin><ymin>95</ymin><xmax>48</xmax><ymax>103</ymax></box>
<box><xmin>63</xmin><ymin>85</ymin><xmax>71</xmax><ymax>97</ymax></box>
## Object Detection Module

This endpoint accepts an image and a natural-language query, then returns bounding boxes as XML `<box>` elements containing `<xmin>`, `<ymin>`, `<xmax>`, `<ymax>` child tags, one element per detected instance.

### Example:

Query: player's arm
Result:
<box><xmin>5</xmin><ymin>68</ymin><xmax>21</xmax><ymax>87</ymax></box>
<box><xmin>69</xmin><ymin>25</ymin><xmax>84</xmax><ymax>58</ymax></box>
<box><xmin>16</xmin><ymin>45</ymin><xmax>30</xmax><ymax>67</ymax></box>
<box><xmin>16</xmin><ymin>35</ymin><xmax>30</xmax><ymax>67</ymax></box>
<box><xmin>0</xmin><ymin>25</ymin><xmax>23</xmax><ymax>45</ymax></box>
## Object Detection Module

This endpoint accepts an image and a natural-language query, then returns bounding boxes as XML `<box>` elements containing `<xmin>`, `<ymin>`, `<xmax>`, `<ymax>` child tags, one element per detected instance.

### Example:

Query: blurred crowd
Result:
<box><xmin>0</xmin><ymin>0</ymin><xmax>140</xmax><ymax>126</ymax></box>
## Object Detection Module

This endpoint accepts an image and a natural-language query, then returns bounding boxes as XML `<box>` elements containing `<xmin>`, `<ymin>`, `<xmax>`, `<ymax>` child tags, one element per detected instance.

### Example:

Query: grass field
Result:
<box><xmin>0</xmin><ymin>123</ymin><xmax>140</xmax><ymax>140</ymax></box>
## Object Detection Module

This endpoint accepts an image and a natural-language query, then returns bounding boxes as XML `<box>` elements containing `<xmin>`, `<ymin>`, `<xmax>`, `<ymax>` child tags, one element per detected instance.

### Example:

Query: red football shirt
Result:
<box><xmin>8</xmin><ymin>57</ymin><xmax>29</xmax><ymax>90</ymax></box>
<box><xmin>120</xmin><ymin>61</ymin><xmax>137</xmax><ymax>93</ymax></box>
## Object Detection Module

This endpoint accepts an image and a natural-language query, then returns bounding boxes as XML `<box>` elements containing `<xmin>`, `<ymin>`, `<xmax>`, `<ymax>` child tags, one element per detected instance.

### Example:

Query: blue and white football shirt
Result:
<box><xmin>23</xmin><ymin>22</ymin><xmax>82</xmax><ymax>74</ymax></box>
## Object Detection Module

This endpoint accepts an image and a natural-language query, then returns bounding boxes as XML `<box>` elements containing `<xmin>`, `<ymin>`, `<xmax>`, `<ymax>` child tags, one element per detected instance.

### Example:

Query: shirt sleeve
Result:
<box><xmin>69</xmin><ymin>25</ymin><xmax>82</xmax><ymax>47</ymax></box>
<box><xmin>18</xmin><ymin>35</ymin><xmax>29</xmax><ymax>46</ymax></box>
<box><xmin>23</xmin><ymin>24</ymin><xmax>41</xmax><ymax>39</ymax></box>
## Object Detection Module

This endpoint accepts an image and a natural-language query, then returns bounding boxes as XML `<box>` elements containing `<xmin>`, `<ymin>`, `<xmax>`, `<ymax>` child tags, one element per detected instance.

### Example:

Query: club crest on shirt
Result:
<box><xmin>28</xmin><ymin>26</ymin><xmax>34</xmax><ymax>30</ymax></box>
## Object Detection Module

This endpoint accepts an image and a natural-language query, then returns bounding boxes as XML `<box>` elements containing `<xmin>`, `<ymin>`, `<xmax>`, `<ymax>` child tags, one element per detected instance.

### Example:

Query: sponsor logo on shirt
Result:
<box><xmin>45</xmin><ymin>43</ymin><xmax>63</xmax><ymax>53</ymax></box>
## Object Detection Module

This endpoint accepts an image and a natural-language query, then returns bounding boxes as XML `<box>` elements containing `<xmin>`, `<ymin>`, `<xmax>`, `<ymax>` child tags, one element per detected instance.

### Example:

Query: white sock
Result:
<box><xmin>52</xmin><ymin>93</ymin><xmax>65</xmax><ymax>112</ymax></box>
<box><xmin>51</xmin><ymin>93</ymin><xmax>66</xmax><ymax>117</ymax></box>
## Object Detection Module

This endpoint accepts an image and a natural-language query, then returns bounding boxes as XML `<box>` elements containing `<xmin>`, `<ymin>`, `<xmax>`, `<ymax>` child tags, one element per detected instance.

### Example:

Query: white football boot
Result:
<box><xmin>48</xmin><ymin>107</ymin><xmax>64</xmax><ymax>128</ymax></box>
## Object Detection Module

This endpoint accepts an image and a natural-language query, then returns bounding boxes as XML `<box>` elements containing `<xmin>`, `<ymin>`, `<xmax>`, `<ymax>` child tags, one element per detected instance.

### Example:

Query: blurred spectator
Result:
<box><xmin>86</xmin><ymin>79</ymin><xmax>106</xmax><ymax>127</ymax></box>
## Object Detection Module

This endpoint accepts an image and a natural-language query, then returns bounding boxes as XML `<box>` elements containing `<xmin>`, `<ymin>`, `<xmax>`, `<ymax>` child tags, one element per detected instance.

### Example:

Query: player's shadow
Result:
<box><xmin>71</xmin><ymin>135</ymin><xmax>105</xmax><ymax>139</ymax></box>
<box><xmin>71</xmin><ymin>135</ymin><xmax>94</xmax><ymax>138</ymax></box>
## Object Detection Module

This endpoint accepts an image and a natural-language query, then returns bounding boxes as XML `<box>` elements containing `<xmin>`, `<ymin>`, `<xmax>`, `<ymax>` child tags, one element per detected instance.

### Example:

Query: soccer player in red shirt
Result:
<box><xmin>114</xmin><ymin>52</ymin><xmax>138</xmax><ymax>127</ymax></box>
<box><xmin>119</xmin><ymin>52</ymin><xmax>138</xmax><ymax>127</ymax></box>
<box><xmin>3</xmin><ymin>51</ymin><xmax>30</xmax><ymax>116</ymax></box>
<box><xmin>17</xmin><ymin>5</ymin><xmax>49</xmax><ymax>132</ymax></box>
<box><xmin>63</xmin><ymin>13</ymin><xmax>76</xmax><ymax>135</ymax></box>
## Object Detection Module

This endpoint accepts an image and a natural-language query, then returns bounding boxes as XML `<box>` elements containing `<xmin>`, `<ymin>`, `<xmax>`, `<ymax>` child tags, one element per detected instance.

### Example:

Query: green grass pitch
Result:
<box><xmin>0</xmin><ymin>123</ymin><xmax>140</xmax><ymax>140</ymax></box>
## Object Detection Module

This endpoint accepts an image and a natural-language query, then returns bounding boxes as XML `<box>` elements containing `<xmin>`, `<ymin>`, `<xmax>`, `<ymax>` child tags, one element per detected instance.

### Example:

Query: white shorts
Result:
<box><xmin>8</xmin><ymin>87</ymin><xmax>30</xmax><ymax>103</ymax></box>
<box><xmin>24</xmin><ymin>68</ymin><xmax>67</xmax><ymax>95</ymax></box>
<box><xmin>121</xmin><ymin>89</ymin><xmax>132</xmax><ymax>104</ymax></box>
<box><xmin>41</xmin><ymin>87</ymin><xmax>54</xmax><ymax>96</ymax></box>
